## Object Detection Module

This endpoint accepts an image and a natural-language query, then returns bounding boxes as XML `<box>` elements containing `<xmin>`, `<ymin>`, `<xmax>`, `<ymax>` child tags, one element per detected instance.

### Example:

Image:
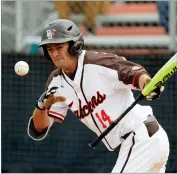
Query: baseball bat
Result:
<box><xmin>88</xmin><ymin>53</ymin><xmax>177</xmax><ymax>150</ymax></box>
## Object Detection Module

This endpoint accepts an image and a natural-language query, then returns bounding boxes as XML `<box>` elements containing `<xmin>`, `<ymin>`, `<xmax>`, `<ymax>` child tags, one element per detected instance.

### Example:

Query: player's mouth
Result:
<box><xmin>54</xmin><ymin>58</ymin><xmax>63</xmax><ymax>62</ymax></box>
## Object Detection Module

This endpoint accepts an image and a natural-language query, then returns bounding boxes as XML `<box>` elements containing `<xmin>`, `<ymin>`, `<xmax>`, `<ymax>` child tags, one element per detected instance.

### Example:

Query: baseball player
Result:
<box><xmin>27</xmin><ymin>19</ymin><xmax>170</xmax><ymax>173</ymax></box>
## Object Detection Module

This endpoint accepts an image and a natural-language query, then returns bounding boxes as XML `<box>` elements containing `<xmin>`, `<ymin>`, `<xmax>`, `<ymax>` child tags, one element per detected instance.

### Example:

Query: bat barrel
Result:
<box><xmin>142</xmin><ymin>53</ymin><xmax>177</xmax><ymax>96</ymax></box>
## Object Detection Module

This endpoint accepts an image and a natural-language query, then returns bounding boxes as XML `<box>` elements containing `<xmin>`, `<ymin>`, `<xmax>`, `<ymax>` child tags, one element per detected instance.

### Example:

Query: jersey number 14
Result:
<box><xmin>95</xmin><ymin>109</ymin><xmax>112</xmax><ymax>128</ymax></box>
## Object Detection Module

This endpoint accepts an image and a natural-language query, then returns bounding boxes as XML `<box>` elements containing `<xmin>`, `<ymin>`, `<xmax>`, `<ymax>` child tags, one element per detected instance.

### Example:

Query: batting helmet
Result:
<box><xmin>39</xmin><ymin>19</ymin><xmax>84</xmax><ymax>61</ymax></box>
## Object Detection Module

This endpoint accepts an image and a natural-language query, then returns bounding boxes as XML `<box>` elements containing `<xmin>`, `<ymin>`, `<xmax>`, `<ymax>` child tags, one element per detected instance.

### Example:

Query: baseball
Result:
<box><xmin>14</xmin><ymin>61</ymin><xmax>29</xmax><ymax>76</ymax></box>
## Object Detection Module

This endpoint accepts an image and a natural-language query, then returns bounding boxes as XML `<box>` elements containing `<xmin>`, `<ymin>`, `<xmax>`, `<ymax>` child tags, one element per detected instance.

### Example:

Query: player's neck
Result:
<box><xmin>63</xmin><ymin>58</ymin><xmax>78</xmax><ymax>80</ymax></box>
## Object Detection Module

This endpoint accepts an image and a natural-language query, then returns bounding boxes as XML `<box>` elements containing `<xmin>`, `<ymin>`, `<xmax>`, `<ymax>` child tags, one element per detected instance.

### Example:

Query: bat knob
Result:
<box><xmin>88</xmin><ymin>143</ymin><xmax>95</xmax><ymax>150</ymax></box>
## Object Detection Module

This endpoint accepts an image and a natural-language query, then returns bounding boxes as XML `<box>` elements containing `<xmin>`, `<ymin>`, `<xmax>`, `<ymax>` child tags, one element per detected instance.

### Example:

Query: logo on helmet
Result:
<box><xmin>46</xmin><ymin>29</ymin><xmax>56</xmax><ymax>39</ymax></box>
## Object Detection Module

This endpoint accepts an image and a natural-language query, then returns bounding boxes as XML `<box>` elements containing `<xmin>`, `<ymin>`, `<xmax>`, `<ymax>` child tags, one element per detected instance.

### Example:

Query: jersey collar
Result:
<box><xmin>62</xmin><ymin>50</ymin><xmax>86</xmax><ymax>88</ymax></box>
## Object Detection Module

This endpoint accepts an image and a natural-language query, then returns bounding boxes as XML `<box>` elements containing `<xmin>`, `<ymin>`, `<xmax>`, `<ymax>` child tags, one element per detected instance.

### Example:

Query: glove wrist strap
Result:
<box><xmin>36</xmin><ymin>103</ymin><xmax>46</xmax><ymax>110</ymax></box>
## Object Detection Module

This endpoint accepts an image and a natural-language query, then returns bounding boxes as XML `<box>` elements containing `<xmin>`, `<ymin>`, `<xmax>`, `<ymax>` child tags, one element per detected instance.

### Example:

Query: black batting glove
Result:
<box><xmin>144</xmin><ymin>79</ymin><xmax>165</xmax><ymax>101</ymax></box>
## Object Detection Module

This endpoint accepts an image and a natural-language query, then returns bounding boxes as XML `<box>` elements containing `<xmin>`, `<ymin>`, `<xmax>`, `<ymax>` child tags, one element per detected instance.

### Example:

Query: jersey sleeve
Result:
<box><xmin>46</xmin><ymin>69</ymin><xmax>69</xmax><ymax>122</ymax></box>
<box><xmin>84</xmin><ymin>51</ymin><xmax>149</xmax><ymax>90</ymax></box>
<box><xmin>47</xmin><ymin>102</ymin><xmax>68</xmax><ymax>122</ymax></box>
<box><xmin>110</xmin><ymin>55</ymin><xmax>148</xmax><ymax>90</ymax></box>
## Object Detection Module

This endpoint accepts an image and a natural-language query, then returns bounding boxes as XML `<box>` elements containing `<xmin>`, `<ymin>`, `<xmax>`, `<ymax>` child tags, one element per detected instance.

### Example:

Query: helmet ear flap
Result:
<box><xmin>42</xmin><ymin>46</ymin><xmax>52</xmax><ymax>61</ymax></box>
<box><xmin>68</xmin><ymin>39</ymin><xmax>84</xmax><ymax>56</ymax></box>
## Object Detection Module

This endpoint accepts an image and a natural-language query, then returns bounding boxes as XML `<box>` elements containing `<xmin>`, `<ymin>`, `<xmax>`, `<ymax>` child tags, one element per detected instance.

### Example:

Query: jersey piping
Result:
<box><xmin>80</xmin><ymin>59</ymin><xmax>114</xmax><ymax>150</ymax></box>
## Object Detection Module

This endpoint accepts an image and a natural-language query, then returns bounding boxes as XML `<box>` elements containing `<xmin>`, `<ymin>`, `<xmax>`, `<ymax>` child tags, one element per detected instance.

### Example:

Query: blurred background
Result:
<box><xmin>1</xmin><ymin>0</ymin><xmax>177</xmax><ymax>173</ymax></box>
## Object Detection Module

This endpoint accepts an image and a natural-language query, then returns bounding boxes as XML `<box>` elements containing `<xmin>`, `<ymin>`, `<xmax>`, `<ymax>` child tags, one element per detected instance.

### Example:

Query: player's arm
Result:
<box><xmin>108</xmin><ymin>54</ymin><xmax>164</xmax><ymax>100</ymax></box>
<box><xmin>27</xmin><ymin>108</ymin><xmax>55</xmax><ymax>141</ymax></box>
<box><xmin>32</xmin><ymin>108</ymin><xmax>63</xmax><ymax>132</ymax></box>
<box><xmin>27</xmin><ymin>86</ymin><xmax>66</xmax><ymax>141</ymax></box>
<box><xmin>121</xmin><ymin>60</ymin><xmax>164</xmax><ymax>100</ymax></box>
<box><xmin>32</xmin><ymin>108</ymin><xmax>54</xmax><ymax>133</ymax></box>
<box><xmin>33</xmin><ymin>86</ymin><xmax>65</xmax><ymax>131</ymax></box>
<box><xmin>92</xmin><ymin>52</ymin><xmax>164</xmax><ymax>100</ymax></box>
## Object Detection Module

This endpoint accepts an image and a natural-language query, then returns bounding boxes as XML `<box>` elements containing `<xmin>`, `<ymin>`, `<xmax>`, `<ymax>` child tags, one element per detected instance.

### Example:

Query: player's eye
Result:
<box><xmin>47</xmin><ymin>47</ymin><xmax>52</xmax><ymax>51</ymax></box>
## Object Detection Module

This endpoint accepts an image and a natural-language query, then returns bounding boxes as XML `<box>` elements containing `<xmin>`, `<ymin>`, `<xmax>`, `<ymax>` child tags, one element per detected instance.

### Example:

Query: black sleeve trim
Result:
<box><xmin>27</xmin><ymin>117</ymin><xmax>49</xmax><ymax>141</ymax></box>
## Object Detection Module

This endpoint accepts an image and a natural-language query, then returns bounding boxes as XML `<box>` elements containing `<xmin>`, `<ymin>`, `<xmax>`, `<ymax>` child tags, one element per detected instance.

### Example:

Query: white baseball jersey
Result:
<box><xmin>37</xmin><ymin>50</ymin><xmax>152</xmax><ymax>151</ymax></box>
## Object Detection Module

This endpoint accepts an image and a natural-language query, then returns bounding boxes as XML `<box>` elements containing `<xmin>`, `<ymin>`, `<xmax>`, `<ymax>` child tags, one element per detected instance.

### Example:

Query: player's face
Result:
<box><xmin>46</xmin><ymin>42</ymin><xmax>75</xmax><ymax>70</ymax></box>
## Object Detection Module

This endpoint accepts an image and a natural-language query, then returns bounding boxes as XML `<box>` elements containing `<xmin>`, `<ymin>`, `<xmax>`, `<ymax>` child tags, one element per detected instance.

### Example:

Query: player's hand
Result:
<box><xmin>36</xmin><ymin>86</ymin><xmax>66</xmax><ymax>110</ymax></box>
<box><xmin>144</xmin><ymin>79</ymin><xmax>165</xmax><ymax>101</ymax></box>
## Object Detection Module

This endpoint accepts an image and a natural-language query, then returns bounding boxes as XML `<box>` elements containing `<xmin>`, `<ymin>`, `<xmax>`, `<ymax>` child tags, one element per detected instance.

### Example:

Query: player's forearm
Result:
<box><xmin>32</xmin><ymin>108</ymin><xmax>52</xmax><ymax>132</ymax></box>
<box><xmin>139</xmin><ymin>73</ymin><xmax>151</xmax><ymax>91</ymax></box>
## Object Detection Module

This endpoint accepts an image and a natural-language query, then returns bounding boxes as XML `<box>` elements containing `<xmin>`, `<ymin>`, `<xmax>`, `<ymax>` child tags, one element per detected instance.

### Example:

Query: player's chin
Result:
<box><xmin>54</xmin><ymin>58</ymin><xmax>63</xmax><ymax>63</ymax></box>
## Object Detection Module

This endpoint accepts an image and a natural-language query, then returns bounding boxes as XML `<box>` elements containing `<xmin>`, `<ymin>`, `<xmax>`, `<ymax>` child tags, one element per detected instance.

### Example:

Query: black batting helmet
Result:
<box><xmin>39</xmin><ymin>19</ymin><xmax>84</xmax><ymax>61</ymax></box>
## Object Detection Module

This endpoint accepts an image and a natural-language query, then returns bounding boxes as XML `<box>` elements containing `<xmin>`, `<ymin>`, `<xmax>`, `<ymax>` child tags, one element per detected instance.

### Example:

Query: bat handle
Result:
<box><xmin>88</xmin><ymin>136</ymin><xmax>102</xmax><ymax>150</ymax></box>
<box><xmin>88</xmin><ymin>122</ymin><xmax>117</xmax><ymax>150</ymax></box>
<box><xmin>88</xmin><ymin>143</ymin><xmax>96</xmax><ymax>150</ymax></box>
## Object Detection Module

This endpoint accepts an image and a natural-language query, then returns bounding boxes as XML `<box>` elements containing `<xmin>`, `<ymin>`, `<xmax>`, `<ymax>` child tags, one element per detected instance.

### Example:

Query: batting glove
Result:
<box><xmin>144</xmin><ymin>79</ymin><xmax>165</xmax><ymax>101</ymax></box>
<box><xmin>146</xmin><ymin>86</ymin><xmax>165</xmax><ymax>101</ymax></box>
<box><xmin>36</xmin><ymin>86</ymin><xmax>66</xmax><ymax>110</ymax></box>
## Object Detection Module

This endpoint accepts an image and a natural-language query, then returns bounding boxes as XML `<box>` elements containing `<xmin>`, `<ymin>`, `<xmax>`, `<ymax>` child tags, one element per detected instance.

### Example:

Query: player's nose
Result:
<box><xmin>53</xmin><ymin>48</ymin><xmax>60</xmax><ymax>57</ymax></box>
